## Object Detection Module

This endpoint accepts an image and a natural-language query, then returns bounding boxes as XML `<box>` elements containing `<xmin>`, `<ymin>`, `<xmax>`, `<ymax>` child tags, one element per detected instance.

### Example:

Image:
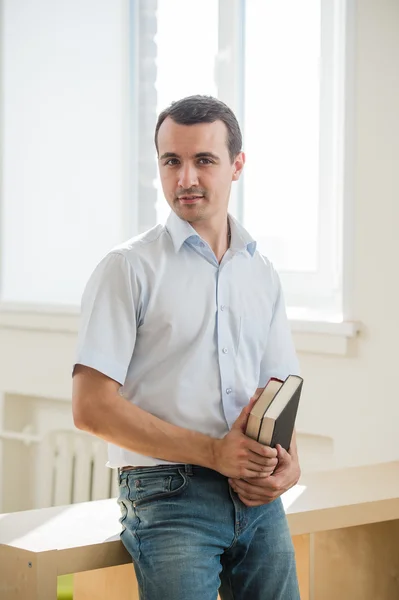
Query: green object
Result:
<box><xmin>57</xmin><ymin>574</ymin><xmax>74</xmax><ymax>600</ymax></box>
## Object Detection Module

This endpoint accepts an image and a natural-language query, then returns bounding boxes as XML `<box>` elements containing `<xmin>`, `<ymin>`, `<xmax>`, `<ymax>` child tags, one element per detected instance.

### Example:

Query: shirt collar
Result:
<box><xmin>228</xmin><ymin>214</ymin><xmax>257</xmax><ymax>257</ymax></box>
<box><xmin>165</xmin><ymin>210</ymin><xmax>200</xmax><ymax>252</ymax></box>
<box><xmin>165</xmin><ymin>211</ymin><xmax>257</xmax><ymax>257</ymax></box>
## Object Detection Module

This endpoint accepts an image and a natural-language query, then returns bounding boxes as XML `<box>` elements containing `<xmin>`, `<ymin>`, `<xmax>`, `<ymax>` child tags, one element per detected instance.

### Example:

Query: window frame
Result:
<box><xmin>219</xmin><ymin>0</ymin><xmax>353</xmax><ymax>320</ymax></box>
<box><xmin>130</xmin><ymin>0</ymin><xmax>355</xmax><ymax>320</ymax></box>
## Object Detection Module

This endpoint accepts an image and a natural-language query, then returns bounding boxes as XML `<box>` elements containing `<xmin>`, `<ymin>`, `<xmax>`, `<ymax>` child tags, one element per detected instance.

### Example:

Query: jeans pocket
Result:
<box><xmin>127</xmin><ymin>468</ymin><xmax>189</xmax><ymax>508</ymax></box>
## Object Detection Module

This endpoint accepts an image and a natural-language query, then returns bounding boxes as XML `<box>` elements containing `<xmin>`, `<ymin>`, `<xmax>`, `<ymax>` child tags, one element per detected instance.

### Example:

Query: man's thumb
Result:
<box><xmin>232</xmin><ymin>397</ymin><xmax>257</xmax><ymax>432</ymax></box>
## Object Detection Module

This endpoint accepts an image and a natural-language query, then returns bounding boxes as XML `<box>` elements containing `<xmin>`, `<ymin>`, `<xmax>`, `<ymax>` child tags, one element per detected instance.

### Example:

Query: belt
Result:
<box><xmin>120</xmin><ymin>465</ymin><xmax>138</xmax><ymax>473</ymax></box>
<box><xmin>119</xmin><ymin>464</ymin><xmax>190</xmax><ymax>473</ymax></box>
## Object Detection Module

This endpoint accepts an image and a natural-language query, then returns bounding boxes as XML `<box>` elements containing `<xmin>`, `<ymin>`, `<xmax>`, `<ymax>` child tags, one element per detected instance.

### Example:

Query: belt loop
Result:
<box><xmin>185</xmin><ymin>464</ymin><xmax>193</xmax><ymax>476</ymax></box>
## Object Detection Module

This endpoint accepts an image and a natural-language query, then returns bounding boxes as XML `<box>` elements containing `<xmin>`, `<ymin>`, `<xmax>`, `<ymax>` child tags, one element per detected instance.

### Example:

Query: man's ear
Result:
<box><xmin>232</xmin><ymin>151</ymin><xmax>245</xmax><ymax>181</ymax></box>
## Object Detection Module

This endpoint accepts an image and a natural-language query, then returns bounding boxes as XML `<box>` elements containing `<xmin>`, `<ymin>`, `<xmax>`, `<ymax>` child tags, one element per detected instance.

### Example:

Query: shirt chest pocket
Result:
<box><xmin>238</xmin><ymin>308</ymin><xmax>272</xmax><ymax>357</ymax></box>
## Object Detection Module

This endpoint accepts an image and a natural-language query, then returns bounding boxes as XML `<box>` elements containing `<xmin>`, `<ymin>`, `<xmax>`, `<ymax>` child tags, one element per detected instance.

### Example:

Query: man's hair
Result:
<box><xmin>154</xmin><ymin>95</ymin><xmax>242</xmax><ymax>163</ymax></box>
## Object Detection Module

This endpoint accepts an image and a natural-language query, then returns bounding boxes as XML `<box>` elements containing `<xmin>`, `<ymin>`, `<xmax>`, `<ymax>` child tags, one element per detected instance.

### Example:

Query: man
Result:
<box><xmin>72</xmin><ymin>95</ymin><xmax>301</xmax><ymax>599</ymax></box>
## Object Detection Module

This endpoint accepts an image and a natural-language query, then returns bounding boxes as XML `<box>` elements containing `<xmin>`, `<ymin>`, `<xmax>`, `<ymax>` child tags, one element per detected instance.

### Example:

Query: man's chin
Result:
<box><xmin>173</xmin><ymin>202</ymin><xmax>206</xmax><ymax>222</ymax></box>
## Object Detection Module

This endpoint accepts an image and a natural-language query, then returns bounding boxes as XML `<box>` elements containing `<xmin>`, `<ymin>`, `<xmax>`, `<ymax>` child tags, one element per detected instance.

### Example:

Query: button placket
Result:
<box><xmin>216</xmin><ymin>264</ymin><xmax>236</xmax><ymax>425</ymax></box>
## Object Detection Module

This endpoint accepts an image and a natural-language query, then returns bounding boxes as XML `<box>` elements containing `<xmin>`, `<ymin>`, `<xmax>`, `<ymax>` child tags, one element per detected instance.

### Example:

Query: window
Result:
<box><xmin>244</xmin><ymin>1</ymin><xmax>321</xmax><ymax>274</ymax></box>
<box><xmin>133</xmin><ymin>0</ymin><xmax>348</xmax><ymax>321</ymax></box>
<box><xmin>242</xmin><ymin>0</ymin><xmax>347</xmax><ymax>320</ymax></box>
<box><xmin>1</xmin><ymin>0</ymin><xmax>129</xmax><ymax>306</ymax></box>
<box><xmin>0</xmin><ymin>0</ymin><xmax>348</xmax><ymax>317</ymax></box>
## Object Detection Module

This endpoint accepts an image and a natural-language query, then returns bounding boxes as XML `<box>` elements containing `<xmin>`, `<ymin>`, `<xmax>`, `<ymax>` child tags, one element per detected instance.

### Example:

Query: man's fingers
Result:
<box><xmin>231</xmin><ymin>405</ymin><xmax>250</xmax><ymax>431</ymax></box>
<box><xmin>248</xmin><ymin>395</ymin><xmax>259</xmax><ymax>409</ymax></box>
<box><xmin>239</xmin><ymin>495</ymin><xmax>269</xmax><ymax>507</ymax></box>
<box><xmin>251</xmin><ymin>387</ymin><xmax>265</xmax><ymax>401</ymax></box>
<box><xmin>230</xmin><ymin>477</ymin><xmax>275</xmax><ymax>493</ymax></box>
<box><xmin>231</xmin><ymin>481</ymin><xmax>266</xmax><ymax>501</ymax></box>
<box><xmin>233</xmin><ymin>488</ymin><xmax>276</xmax><ymax>505</ymax></box>
<box><xmin>232</xmin><ymin>401</ymin><xmax>257</xmax><ymax>432</ymax></box>
<box><xmin>237</xmin><ymin>466</ymin><xmax>275</xmax><ymax>479</ymax></box>
<box><xmin>229</xmin><ymin>476</ymin><xmax>279</xmax><ymax>500</ymax></box>
<box><xmin>234</xmin><ymin>487</ymin><xmax>265</xmax><ymax>501</ymax></box>
<box><xmin>242</xmin><ymin>457</ymin><xmax>278</xmax><ymax>477</ymax></box>
<box><xmin>246</xmin><ymin>438</ymin><xmax>278</xmax><ymax>459</ymax></box>
<box><xmin>276</xmin><ymin>444</ymin><xmax>289</xmax><ymax>459</ymax></box>
<box><xmin>275</xmin><ymin>444</ymin><xmax>292</xmax><ymax>469</ymax></box>
<box><xmin>248</xmin><ymin>451</ymin><xmax>278</xmax><ymax>469</ymax></box>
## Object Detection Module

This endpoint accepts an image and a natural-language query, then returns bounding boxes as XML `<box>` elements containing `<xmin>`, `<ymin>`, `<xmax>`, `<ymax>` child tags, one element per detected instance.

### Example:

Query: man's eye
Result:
<box><xmin>165</xmin><ymin>159</ymin><xmax>179</xmax><ymax>166</ymax></box>
<box><xmin>198</xmin><ymin>158</ymin><xmax>213</xmax><ymax>165</ymax></box>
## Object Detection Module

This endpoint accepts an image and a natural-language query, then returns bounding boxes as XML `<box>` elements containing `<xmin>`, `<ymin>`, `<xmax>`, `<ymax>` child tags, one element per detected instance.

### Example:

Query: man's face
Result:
<box><xmin>157</xmin><ymin>117</ymin><xmax>245</xmax><ymax>223</ymax></box>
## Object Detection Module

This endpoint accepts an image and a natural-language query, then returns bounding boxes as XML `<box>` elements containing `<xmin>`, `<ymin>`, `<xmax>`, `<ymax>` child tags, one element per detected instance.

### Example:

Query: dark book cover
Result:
<box><xmin>269</xmin><ymin>380</ymin><xmax>303</xmax><ymax>450</ymax></box>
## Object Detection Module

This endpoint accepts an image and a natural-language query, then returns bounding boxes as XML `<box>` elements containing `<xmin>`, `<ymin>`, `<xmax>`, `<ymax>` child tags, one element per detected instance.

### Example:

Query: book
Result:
<box><xmin>245</xmin><ymin>378</ymin><xmax>284</xmax><ymax>441</ymax></box>
<box><xmin>246</xmin><ymin>375</ymin><xmax>303</xmax><ymax>450</ymax></box>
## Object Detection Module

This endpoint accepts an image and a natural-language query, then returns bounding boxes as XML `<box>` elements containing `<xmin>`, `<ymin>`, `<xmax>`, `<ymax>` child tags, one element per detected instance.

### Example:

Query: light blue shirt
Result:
<box><xmin>74</xmin><ymin>211</ymin><xmax>299</xmax><ymax>467</ymax></box>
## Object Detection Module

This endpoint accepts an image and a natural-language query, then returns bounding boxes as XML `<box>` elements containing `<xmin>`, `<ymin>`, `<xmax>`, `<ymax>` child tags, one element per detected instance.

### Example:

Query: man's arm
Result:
<box><xmin>72</xmin><ymin>364</ymin><xmax>278</xmax><ymax>480</ymax></box>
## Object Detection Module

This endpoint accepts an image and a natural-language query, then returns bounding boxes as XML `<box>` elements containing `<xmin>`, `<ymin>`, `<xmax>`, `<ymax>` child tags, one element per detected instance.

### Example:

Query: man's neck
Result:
<box><xmin>190</xmin><ymin>216</ymin><xmax>231</xmax><ymax>263</ymax></box>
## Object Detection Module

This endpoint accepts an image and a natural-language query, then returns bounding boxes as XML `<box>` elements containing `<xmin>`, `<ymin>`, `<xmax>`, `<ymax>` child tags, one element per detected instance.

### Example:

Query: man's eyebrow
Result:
<box><xmin>159</xmin><ymin>152</ymin><xmax>179</xmax><ymax>161</ymax></box>
<box><xmin>159</xmin><ymin>152</ymin><xmax>221</xmax><ymax>161</ymax></box>
<box><xmin>195</xmin><ymin>152</ymin><xmax>220</xmax><ymax>161</ymax></box>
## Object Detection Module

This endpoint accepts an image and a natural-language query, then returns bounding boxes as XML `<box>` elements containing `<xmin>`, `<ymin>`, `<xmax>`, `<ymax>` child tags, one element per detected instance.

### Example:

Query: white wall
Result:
<box><xmin>1</xmin><ymin>0</ymin><xmax>130</xmax><ymax>306</ymax></box>
<box><xmin>0</xmin><ymin>0</ymin><xmax>398</xmax><ymax>512</ymax></box>
<box><xmin>295</xmin><ymin>0</ymin><xmax>399</xmax><ymax>467</ymax></box>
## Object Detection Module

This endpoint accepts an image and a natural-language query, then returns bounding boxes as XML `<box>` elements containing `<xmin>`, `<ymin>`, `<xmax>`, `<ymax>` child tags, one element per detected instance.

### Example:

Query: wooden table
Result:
<box><xmin>1</xmin><ymin>462</ymin><xmax>399</xmax><ymax>599</ymax></box>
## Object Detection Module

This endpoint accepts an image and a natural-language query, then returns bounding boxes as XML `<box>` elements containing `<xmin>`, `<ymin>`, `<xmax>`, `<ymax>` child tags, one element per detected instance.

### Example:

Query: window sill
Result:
<box><xmin>290</xmin><ymin>319</ymin><xmax>360</xmax><ymax>356</ymax></box>
<box><xmin>0</xmin><ymin>302</ymin><xmax>80</xmax><ymax>333</ymax></box>
<box><xmin>0</xmin><ymin>302</ymin><xmax>360</xmax><ymax>356</ymax></box>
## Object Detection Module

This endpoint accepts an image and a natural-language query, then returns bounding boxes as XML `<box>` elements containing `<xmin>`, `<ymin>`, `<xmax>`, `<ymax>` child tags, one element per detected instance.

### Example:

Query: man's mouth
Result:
<box><xmin>177</xmin><ymin>195</ymin><xmax>204</xmax><ymax>204</ymax></box>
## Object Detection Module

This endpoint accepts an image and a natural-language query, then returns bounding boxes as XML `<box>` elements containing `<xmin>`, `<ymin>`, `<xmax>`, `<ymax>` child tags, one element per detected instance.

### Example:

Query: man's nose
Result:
<box><xmin>178</xmin><ymin>164</ymin><xmax>199</xmax><ymax>188</ymax></box>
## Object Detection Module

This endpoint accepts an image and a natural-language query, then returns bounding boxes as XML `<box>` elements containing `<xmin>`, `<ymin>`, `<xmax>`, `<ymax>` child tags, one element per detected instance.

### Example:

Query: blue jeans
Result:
<box><xmin>118</xmin><ymin>464</ymin><xmax>300</xmax><ymax>600</ymax></box>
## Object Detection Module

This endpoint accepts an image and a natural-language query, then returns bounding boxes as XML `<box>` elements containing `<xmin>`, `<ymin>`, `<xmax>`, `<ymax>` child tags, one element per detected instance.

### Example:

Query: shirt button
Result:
<box><xmin>220</xmin><ymin>305</ymin><xmax>226</xmax><ymax>311</ymax></box>
<box><xmin>222</xmin><ymin>347</ymin><xmax>228</xmax><ymax>354</ymax></box>
<box><xmin>226</xmin><ymin>388</ymin><xmax>232</xmax><ymax>394</ymax></box>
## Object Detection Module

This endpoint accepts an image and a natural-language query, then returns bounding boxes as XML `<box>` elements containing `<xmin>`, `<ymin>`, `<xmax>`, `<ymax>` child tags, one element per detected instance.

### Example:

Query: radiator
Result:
<box><xmin>0</xmin><ymin>428</ymin><xmax>119</xmax><ymax>509</ymax></box>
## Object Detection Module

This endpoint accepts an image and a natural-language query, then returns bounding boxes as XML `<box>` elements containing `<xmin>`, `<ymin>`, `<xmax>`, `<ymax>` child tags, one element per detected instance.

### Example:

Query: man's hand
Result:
<box><xmin>228</xmin><ymin>442</ymin><xmax>301</xmax><ymax>507</ymax></box>
<box><xmin>212</xmin><ymin>396</ymin><xmax>278</xmax><ymax>479</ymax></box>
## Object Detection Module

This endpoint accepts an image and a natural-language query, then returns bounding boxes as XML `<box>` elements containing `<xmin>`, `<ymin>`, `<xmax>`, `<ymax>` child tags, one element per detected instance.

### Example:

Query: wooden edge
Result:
<box><xmin>287</xmin><ymin>497</ymin><xmax>399</xmax><ymax>536</ymax></box>
<box><xmin>56</xmin><ymin>540</ymin><xmax>131</xmax><ymax>576</ymax></box>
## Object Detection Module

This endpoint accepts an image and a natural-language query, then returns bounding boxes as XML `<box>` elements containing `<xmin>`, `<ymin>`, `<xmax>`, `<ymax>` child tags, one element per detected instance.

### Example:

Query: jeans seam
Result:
<box><xmin>225</xmin><ymin>484</ymin><xmax>239</xmax><ymax>552</ymax></box>
<box><xmin>126</xmin><ymin>475</ymin><xmax>142</xmax><ymax>561</ymax></box>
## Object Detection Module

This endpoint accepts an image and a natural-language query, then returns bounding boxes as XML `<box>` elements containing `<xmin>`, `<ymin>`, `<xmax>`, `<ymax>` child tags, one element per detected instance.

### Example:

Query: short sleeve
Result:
<box><xmin>73</xmin><ymin>252</ymin><xmax>137</xmax><ymax>385</ymax></box>
<box><xmin>258</xmin><ymin>269</ymin><xmax>300</xmax><ymax>387</ymax></box>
